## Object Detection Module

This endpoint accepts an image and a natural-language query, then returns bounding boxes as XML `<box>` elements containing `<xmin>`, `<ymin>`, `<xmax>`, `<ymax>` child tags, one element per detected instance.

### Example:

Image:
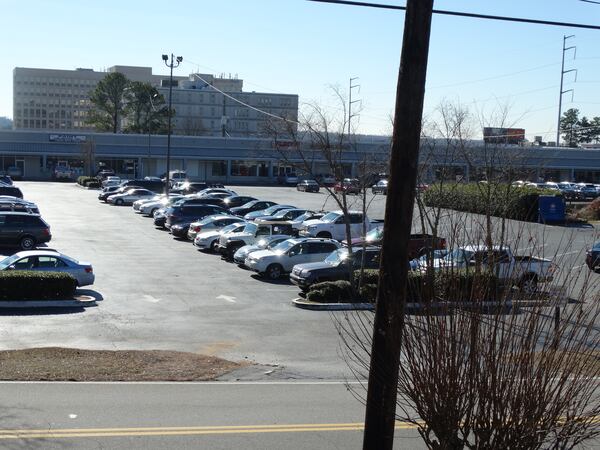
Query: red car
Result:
<box><xmin>334</xmin><ymin>178</ymin><xmax>362</xmax><ymax>195</ymax></box>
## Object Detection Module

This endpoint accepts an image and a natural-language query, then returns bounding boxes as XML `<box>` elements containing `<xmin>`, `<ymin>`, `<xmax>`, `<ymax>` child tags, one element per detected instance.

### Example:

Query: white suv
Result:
<box><xmin>245</xmin><ymin>238</ymin><xmax>341</xmax><ymax>279</ymax></box>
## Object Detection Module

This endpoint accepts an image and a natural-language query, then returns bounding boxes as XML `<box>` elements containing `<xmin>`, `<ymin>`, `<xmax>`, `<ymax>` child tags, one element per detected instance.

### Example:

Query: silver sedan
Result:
<box><xmin>0</xmin><ymin>250</ymin><xmax>95</xmax><ymax>286</ymax></box>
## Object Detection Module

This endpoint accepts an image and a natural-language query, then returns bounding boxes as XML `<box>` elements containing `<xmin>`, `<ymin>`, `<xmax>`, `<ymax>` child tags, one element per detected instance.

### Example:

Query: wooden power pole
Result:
<box><xmin>362</xmin><ymin>1</ymin><xmax>434</xmax><ymax>449</ymax></box>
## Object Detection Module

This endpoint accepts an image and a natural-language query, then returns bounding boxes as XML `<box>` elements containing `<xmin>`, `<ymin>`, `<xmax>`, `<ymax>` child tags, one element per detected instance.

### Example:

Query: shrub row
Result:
<box><xmin>0</xmin><ymin>271</ymin><xmax>77</xmax><ymax>301</ymax></box>
<box><xmin>422</xmin><ymin>183</ymin><xmax>558</xmax><ymax>222</ymax></box>
<box><xmin>306</xmin><ymin>269</ymin><xmax>500</xmax><ymax>304</ymax></box>
<box><xmin>76</xmin><ymin>176</ymin><xmax>100</xmax><ymax>187</ymax></box>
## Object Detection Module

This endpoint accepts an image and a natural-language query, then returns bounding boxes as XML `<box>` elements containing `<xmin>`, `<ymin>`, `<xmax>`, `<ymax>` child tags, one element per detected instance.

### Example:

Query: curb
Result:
<box><xmin>292</xmin><ymin>298</ymin><xmax>375</xmax><ymax>311</ymax></box>
<box><xmin>0</xmin><ymin>295</ymin><xmax>97</xmax><ymax>309</ymax></box>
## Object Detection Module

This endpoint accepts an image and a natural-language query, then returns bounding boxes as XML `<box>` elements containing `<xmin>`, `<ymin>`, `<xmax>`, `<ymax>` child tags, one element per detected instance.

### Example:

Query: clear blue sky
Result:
<box><xmin>2</xmin><ymin>0</ymin><xmax>600</xmax><ymax>141</ymax></box>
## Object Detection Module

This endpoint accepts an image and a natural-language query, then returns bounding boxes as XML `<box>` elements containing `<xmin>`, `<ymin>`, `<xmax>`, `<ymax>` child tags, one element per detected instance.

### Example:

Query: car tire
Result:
<box><xmin>209</xmin><ymin>240</ymin><xmax>218</xmax><ymax>253</ymax></box>
<box><xmin>115</xmin><ymin>198</ymin><xmax>124</xmax><ymax>206</ymax></box>
<box><xmin>265</xmin><ymin>264</ymin><xmax>283</xmax><ymax>280</ymax></box>
<box><xmin>316</xmin><ymin>232</ymin><xmax>332</xmax><ymax>239</ymax></box>
<box><xmin>149</xmin><ymin>208</ymin><xmax>158</xmax><ymax>216</ymax></box>
<box><xmin>19</xmin><ymin>236</ymin><xmax>36</xmax><ymax>250</ymax></box>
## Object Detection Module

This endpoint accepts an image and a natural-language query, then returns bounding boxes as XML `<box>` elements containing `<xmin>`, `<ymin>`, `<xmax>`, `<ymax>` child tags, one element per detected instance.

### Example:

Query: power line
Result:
<box><xmin>307</xmin><ymin>0</ymin><xmax>600</xmax><ymax>30</ymax></box>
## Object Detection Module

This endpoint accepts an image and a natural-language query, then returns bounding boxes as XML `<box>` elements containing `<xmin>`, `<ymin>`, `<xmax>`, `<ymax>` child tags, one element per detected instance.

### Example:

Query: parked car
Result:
<box><xmin>180</xmin><ymin>182</ymin><xmax>226</xmax><ymax>195</ymax></box>
<box><xmin>0</xmin><ymin>197</ymin><xmax>39</xmax><ymax>214</ymax></box>
<box><xmin>120</xmin><ymin>179</ymin><xmax>165</xmax><ymax>193</ymax></box>
<box><xmin>287</xmin><ymin>211</ymin><xmax>326</xmax><ymax>232</ymax></box>
<box><xmin>586</xmin><ymin>241</ymin><xmax>600</xmax><ymax>271</ymax></box>
<box><xmin>164</xmin><ymin>204</ymin><xmax>227</xmax><ymax>229</ymax></box>
<box><xmin>97</xmin><ymin>169</ymin><xmax>116</xmax><ymax>179</ymax></box>
<box><xmin>170</xmin><ymin>221</ymin><xmax>196</xmax><ymax>239</ymax></box>
<box><xmin>0</xmin><ymin>186</ymin><xmax>23</xmax><ymax>199</ymax></box>
<box><xmin>233</xmin><ymin>235</ymin><xmax>292</xmax><ymax>266</ymax></box>
<box><xmin>197</xmin><ymin>188</ymin><xmax>237</xmax><ymax>197</ymax></box>
<box><xmin>243</xmin><ymin>204</ymin><xmax>296</xmax><ymax>221</ymax></box>
<box><xmin>218</xmin><ymin>221</ymin><xmax>296</xmax><ymax>260</ymax></box>
<box><xmin>421</xmin><ymin>245</ymin><xmax>557</xmax><ymax>293</ymax></box>
<box><xmin>299</xmin><ymin>210</ymin><xmax>380</xmax><ymax>241</ymax></box>
<box><xmin>0</xmin><ymin>176</ymin><xmax>13</xmax><ymax>186</ymax></box>
<box><xmin>107</xmin><ymin>188</ymin><xmax>155</xmax><ymax>206</ymax></box>
<box><xmin>138</xmin><ymin>194</ymin><xmax>184</xmax><ymax>216</ymax></box>
<box><xmin>187</xmin><ymin>215</ymin><xmax>246</xmax><ymax>241</ymax></box>
<box><xmin>371</xmin><ymin>179</ymin><xmax>388</xmax><ymax>195</ymax></box>
<box><xmin>245</xmin><ymin>237</ymin><xmax>342</xmax><ymax>280</ymax></box>
<box><xmin>229</xmin><ymin>200</ymin><xmax>278</xmax><ymax>217</ymax></box>
<box><xmin>315</xmin><ymin>174</ymin><xmax>336</xmax><ymax>186</ymax></box>
<box><xmin>278</xmin><ymin>173</ymin><xmax>299</xmax><ymax>185</ymax></box>
<box><xmin>222</xmin><ymin>195</ymin><xmax>258</xmax><ymax>209</ymax></box>
<box><xmin>576</xmin><ymin>183</ymin><xmax>599</xmax><ymax>199</ymax></box>
<box><xmin>296</xmin><ymin>180</ymin><xmax>320</xmax><ymax>192</ymax></box>
<box><xmin>334</xmin><ymin>178</ymin><xmax>362</xmax><ymax>195</ymax></box>
<box><xmin>98</xmin><ymin>184</ymin><xmax>142</xmax><ymax>202</ymax></box>
<box><xmin>0</xmin><ymin>212</ymin><xmax>51</xmax><ymax>250</ymax></box>
<box><xmin>194</xmin><ymin>222</ymin><xmax>248</xmax><ymax>252</ymax></box>
<box><xmin>254</xmin><ymin>208</ymin><xmax>311</xmax><ymax>223</ymax></box>
<box><xmin>409</xmin><ymin>249</ymin><xmax>448</xmax><ymax>270</ymax></box>
<box><xmin>0</xmin><ymin>250</ymin><xmax>94</xmax><ymax>286</ymax></box>
<box><xmin>290</xmin><ymin>246</ymin><xmax>381</xmax><ymax>290</ymax></box>
<box><xmin>351</xmin><ymin>230</ymin><xmax>446</xmax><ymax>260</ymax></box>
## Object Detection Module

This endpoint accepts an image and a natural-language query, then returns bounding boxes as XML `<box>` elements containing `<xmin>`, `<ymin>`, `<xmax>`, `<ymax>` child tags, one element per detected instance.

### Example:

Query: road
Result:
<box><xmin>0</xmin><ymin>381</ymin><xmax>423</xmax><ymax>450</ymax></box>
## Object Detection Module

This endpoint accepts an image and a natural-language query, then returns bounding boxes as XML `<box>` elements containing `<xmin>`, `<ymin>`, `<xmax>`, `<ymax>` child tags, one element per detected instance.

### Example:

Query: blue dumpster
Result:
<box><xmin>538</xmin><ymin>195</ymin><xmax>566</xmax><ymax>224</ymax></box>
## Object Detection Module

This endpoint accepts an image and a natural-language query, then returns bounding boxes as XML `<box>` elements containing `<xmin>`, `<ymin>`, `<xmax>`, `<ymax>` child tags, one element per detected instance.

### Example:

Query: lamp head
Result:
<box><xmin>176</xmin><ymin>56</ymin><xmax>183</xmax><ymax>63</ymax></box>
<box><xmin>162</xmin><ymin>54</ymin><xmax>169</xmax><ymax>62</ymax></box>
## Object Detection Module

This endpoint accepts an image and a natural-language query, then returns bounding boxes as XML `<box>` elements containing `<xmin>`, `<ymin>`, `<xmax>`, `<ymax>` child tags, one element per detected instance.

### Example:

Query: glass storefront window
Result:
<box><xmin>211</xmin><ymin>161</ymin><xmax>227</xmax><ymax>177</ymax></box>
<box><xmin>231</xmin><ymin>160</ymin><xmax>258</xmax><ymax>177</ymax></box>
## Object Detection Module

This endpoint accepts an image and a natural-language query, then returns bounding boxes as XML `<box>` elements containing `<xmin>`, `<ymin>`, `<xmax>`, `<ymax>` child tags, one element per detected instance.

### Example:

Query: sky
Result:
<box><xmin>1</xmin><ymin>0</ymin><xmax>600</xmax><ymax>141</ymax></box>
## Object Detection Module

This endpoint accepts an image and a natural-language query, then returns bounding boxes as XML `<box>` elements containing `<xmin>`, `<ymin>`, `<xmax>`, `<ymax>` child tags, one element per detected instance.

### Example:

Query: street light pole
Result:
<box><xmin>162</xmin><ymin>53</ymin><xmax>182</xmax><ymax>196</ymax></box>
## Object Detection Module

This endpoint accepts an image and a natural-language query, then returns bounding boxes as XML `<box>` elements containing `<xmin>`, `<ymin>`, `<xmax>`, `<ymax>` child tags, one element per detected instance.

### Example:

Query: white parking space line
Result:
<box><xmin>216</xmin><ymin>295</ymin><xmax>236</xmax><ymax>303</ymax></box>
<box><xmin>142</xmin><ymin>295</ymin><xmax>160</xmax><ymax>303</ymax></box>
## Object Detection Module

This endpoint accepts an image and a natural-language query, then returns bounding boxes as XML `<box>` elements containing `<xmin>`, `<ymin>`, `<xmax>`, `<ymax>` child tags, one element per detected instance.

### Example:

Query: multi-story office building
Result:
<box><xmin>12</xmin><ymin>66</ymin><xmax>298</xmax><ymax>137</ymax></box>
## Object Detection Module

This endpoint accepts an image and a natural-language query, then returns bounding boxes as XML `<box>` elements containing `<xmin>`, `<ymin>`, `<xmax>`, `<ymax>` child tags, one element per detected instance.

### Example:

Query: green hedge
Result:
<box><xmin>86</xmin><ymin>181</ymin><xmax>100</xmax><ymax>189</ymax></box>
<box><xmin>306</xmin><ymin>269</ymin><xmax>500</xmax><ymax>304</ymax></box>
<box><xmin>423</xmin><ymin>183</ymin><xmax>558</xmax><ymax>222</ymax></box>
<box><xmin>0</xmin><ymin>271</ymin><xmax>77</xmax><ymax>301</ymax></box>
<box><xmin>77</xmin><ymin>176</ymin><xmax>99</xmax><ymax>187</ymax></box>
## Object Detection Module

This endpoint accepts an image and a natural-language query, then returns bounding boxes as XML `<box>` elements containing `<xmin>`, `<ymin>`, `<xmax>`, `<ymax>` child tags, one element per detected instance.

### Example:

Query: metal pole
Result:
<box><xmin>166</xmin><ymin>54</ymin><xmax>174</xmax><ymax>196</ymax></box>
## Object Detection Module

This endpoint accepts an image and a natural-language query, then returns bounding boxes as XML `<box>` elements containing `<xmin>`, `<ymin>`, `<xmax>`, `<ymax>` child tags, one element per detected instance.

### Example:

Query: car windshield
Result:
<box><xmin>417</xmin><ymin>250</ymin><xmax>448</xmax><ymax>263</ymax></box>
<box><xmin>0</xmin><ymin>254</ymin><xmax>22</xmax><ymax>269</ymax></box>
<box><xmin>321</xmin><ymin>212</ymin><xmax>341</xmax><ymax>223</ymax></box>
<box><xmin>262</xmin><ymin>205</ymin><xmax>282</xmax><ymax>214</ymax></box>
<box><xmin>242</xmin><ymin>223</ymin><xmax>258</xmax><ymax>234</ymax></box>
<box><xmin>239</xmin><ymin>200</ymin><xmax>258</xmax><ymax>208</ymax></box>
<box><xmin>272</xmin><ymin>209</ymin><xmax>293</xmax><ymax>219</ymax></box>
<box><xmin>221</xmin><ymin>223</ymin><xmax>242</xmax><ymax>234</ymax></box>
<box><xmin>366</xmin><ymin>227</ymin><xmax>383</xmax><ymax>242</ymax></box>
<box><xmin>325</xmin><ymin>248</ymin><xmax>351</xmax><ymax>265</ymax></box>
<box><xmin>272</xmin><ymin>240</ymin><xmax>297</xmax><ymax>254</ymax></box>
<box><xmin>294</xmin><ymin>212</ymin><xmax>313</xmax><ymax>222</ymax></box>
<box><xmin>443</xmin><ymin>249</ymin><xmax>473</xmax><ymax>264</ymax></box>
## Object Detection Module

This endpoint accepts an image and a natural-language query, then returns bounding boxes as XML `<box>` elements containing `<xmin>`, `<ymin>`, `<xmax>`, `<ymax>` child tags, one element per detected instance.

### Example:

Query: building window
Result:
<box><xmin>258</xmin><ymin>163</ymin><xmax>269</xmax><ymax>177</ymax></box>
<box><xmin>230</xmin><ymin>160</ymin><xmax>257</xmax><ymax>177</ymax></box>
<box><xmin>211</xmin><ymin>161</ymin><xmax>227</xmax><ymax>177</ymax></box>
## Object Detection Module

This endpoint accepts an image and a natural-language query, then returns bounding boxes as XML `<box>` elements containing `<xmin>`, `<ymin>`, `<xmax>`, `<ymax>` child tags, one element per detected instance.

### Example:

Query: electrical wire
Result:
<box><xmin>307</xmin><ymin>0</ymin><xmax>600</xmax><ymax>30</ymax></box>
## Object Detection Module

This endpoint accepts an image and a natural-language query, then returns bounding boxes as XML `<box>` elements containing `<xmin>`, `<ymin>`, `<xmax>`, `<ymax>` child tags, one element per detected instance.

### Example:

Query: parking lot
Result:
<box><xmin>0</xmin><ymin>181</ymin><xmax>599</xmax><ymax>381</ymax></box>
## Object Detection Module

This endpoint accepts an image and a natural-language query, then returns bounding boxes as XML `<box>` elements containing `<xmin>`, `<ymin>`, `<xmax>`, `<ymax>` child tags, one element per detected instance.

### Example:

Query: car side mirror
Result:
<box><xmin>7</xmin><ymin>265</ymin><xmax>15</xmax><ymax>270</ymax></box>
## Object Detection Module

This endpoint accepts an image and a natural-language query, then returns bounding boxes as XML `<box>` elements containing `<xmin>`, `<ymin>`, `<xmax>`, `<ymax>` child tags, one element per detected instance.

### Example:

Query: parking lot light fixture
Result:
<box><xmin>162</xmin><ymin>53</ymin><xmax>183</xmax><ymax>196</ymax></box>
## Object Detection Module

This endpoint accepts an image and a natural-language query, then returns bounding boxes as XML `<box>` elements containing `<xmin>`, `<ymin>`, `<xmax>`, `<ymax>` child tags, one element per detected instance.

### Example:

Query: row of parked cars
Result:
<box><xmin>0</xmin><ymin>181</ymin><xmax>96</xmax><ymax>287</ymax></box>
<box><xmin>96</xmin><ymin>180</ymin><xmax>454</xmax><ymax>291</ymax></box>
<box><xmin>514</xmin><ymin>180</ymin><xmax>600</xmax><ymax>200</ymax></box>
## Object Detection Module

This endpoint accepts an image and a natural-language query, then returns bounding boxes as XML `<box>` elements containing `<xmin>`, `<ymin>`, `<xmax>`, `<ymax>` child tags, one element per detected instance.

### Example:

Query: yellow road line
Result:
<box><xmin>0</xmin><ymin>421</ymin><xmax>420</xmax><ymax>440</ymax></box>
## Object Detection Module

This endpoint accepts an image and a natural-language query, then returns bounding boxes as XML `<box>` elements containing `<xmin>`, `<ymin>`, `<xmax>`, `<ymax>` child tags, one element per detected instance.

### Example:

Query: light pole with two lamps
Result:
<box><xmin>162</xmin><ymin>53</ymin><xmax>182</xmax><ymax>195</ymax></box>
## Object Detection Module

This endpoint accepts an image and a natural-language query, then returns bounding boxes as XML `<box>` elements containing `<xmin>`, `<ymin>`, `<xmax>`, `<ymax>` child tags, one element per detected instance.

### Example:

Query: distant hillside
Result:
<box><xmin>0</xmin><ymin>117</ymin><xmax>12</xmax><ymax>130</ymax></box>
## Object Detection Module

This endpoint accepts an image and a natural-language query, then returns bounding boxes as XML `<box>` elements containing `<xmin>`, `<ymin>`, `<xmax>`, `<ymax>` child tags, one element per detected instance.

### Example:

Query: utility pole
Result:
<box><xmin>348</xmin><ymin>77</ymin><xmax>360</xmax><ymax>135</ymax></box>
<box><xmin>362</xmin><ymin>1</ymin><xmax>434</xmax><ymax>449</ymax></box>
<box><xmin>556</xmin><ymin>35</ymin><xmax>576</xmax><ymax>146</ymax></box>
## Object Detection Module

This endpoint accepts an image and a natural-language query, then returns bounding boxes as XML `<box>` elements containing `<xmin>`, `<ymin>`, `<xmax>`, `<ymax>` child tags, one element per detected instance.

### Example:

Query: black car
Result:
<box><xmin>222</xmin><ymin>195</ymin><xmax>258</xmax><ymax>209</ymax></box>
<box><xmin>0</xmin><ymin>186</ymin><xmax>23</xmax><ymax>199</ymax></box>
<box><xmin>0</xmin><ymin>176</ymin><xmax>13</xmax><ymax>186</ymax></box>
<box><xmin>177</xmin><ymin>197</ymin><xmax>230</xmax><ymax>208</ymax></box>
<box><xmin>0</xmin><ymin>212</ymin><xmax>51</xmax><ymax>250</ymax></box>
<box><xmin>296</xmin><ymin>180</ymin><xmax>320</xmax><ymax>193</ymax></box>
<box><xmin>290</xmin><ymin>246</ymin><xmax>381</xmax><ymax>290</ymax></box>
<box><xmin>229</xmin><ymin>200</ymin><xmax>278</xmax><ymax>217</ymax></box>
<box><xmin>165</xmin><ymin>204</ymin><xmax>227</xmax><ymax>229</ymax></box>
<box><xmin>170</xmin><ymin>221</ymin><xmax>195</xmax><ymax>239</ymax></box>
<box><xmin>121</xmin><ymin>179</ymin><xmax>165</xmax><ymax>193</ymax></box>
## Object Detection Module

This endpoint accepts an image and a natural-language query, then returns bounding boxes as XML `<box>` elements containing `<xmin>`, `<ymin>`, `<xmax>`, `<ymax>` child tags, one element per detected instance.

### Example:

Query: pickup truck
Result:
<box><xmin>419</xmin><ymin>244</ymin><xmax>557</xmax><ymax>293</ymax></box>
<box><xmin>298</xmin><ymin>210</ymin><xmax>382</xmax><ymax>242</ymax></box>
<box><xmin>217</xmin><ymin>221</ymin><xmax>296</xmax><ymax>260</ymax></box>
